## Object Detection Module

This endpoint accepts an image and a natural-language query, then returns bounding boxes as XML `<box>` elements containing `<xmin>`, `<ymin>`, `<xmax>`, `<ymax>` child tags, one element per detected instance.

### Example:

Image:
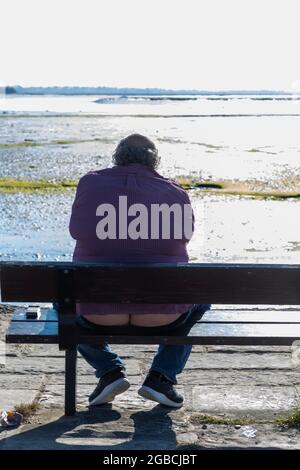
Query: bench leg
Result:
<box><xmin>65</xmin><ymin>349</ymin><xmax>77</xmax><ymax>416</ymax></box>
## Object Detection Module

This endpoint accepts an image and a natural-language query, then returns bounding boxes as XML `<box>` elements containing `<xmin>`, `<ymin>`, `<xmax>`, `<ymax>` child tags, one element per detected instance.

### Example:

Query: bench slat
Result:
<box><xmin>6</xmin><ymin>321</ymin><xmax>58</xmax><ymax>342</ymax></box>
<box><xmin>75</xmin><ymin>336</ymin><xmax>300</xmax><ymax>346</ymax></box>
<box><xmin>74</xmin><ymin>322</ymin><xmax>300</xmax><ymax>338</ymax></box>
<box><xmin>6</xmin><ymin>320</ymin><xmax>300</xmax><ymax>345</ymax></box>
<box><xmin>75</xmin><ymin>321</ymin><xmax>300</xmax><ymax>345</ymax></box>
<box><xmin>201</xmin><ymin>310</ymin><xmax>300</xmax><ymax>323</ymax></box>
<box><xmin>1</xmin><ymin>262</ymin><xmax>300</xmax><ymax>304</ymax></box>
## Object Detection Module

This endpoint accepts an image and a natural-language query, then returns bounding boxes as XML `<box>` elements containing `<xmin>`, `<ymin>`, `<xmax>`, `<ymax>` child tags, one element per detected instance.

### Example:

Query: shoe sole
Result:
<box><xmin>89</xmin><ymin>378</ymin><xmax>130</xmax><ymax>406</ymax></box>
<box><xmin>138</xmin><ymin>385</ymin><xmax>183</xmax><ymax>408</ymax></box>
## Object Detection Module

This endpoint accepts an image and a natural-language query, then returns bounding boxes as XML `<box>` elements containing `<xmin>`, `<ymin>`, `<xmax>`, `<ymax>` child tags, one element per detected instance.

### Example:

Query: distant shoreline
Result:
<box><xmin>4</xmin><ymin>86</ymin><xmax>297</xmax><ymax>96</ymax></box>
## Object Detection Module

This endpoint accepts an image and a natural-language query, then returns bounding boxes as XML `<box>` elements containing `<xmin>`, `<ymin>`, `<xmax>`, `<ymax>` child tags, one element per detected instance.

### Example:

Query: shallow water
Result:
<box><xmin>1</xmin><ymin>95</ymin><xmax>300</xmax><ymax>185</ymax></box>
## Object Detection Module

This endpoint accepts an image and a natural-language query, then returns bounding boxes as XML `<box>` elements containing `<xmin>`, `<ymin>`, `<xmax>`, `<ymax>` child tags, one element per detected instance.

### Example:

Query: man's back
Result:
<box><xmin>69</xmin><ymin>163</ymin><xmax>193</xmax><ymax>263</ymax></box>
<box><xmin>69</xmin><ymin>163</ymin><xmax>194</xmax><ymax>316</ymax></box>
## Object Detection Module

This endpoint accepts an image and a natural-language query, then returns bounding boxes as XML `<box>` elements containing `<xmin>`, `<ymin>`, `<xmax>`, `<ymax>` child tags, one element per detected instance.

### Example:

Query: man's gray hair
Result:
<box><xmin>112</xmin><ymin>134</ymin><xmax>160</xmax><ymax>170</ymax></box>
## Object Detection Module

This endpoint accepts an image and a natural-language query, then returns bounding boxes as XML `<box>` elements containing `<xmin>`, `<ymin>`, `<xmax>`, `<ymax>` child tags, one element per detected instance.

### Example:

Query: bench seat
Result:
<box><xmin>6</xmin><ymin>307</ymin><xmax>300</xmax><ymax>346</ymax></box>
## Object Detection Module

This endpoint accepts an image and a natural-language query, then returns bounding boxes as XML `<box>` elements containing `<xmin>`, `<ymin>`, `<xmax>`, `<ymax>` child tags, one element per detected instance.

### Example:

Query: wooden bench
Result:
<box><xmin>1</xmin><ymin>261</ymin><xmax>300</xmax><ymax>416</ymax></box>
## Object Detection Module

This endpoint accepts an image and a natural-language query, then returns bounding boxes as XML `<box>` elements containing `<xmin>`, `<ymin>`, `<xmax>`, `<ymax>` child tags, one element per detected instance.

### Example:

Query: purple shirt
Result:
<box><xmin>69</xmin><ymin>164</ymin><xmax>194</xmax><ymax>315</ymax></box>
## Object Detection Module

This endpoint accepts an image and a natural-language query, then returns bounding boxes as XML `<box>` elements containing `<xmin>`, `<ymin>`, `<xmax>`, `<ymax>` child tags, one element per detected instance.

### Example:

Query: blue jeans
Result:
<box><xmin>76</xmin><ymin>304</ymin><xmax>211</xmax><ymax>384</ymax></box>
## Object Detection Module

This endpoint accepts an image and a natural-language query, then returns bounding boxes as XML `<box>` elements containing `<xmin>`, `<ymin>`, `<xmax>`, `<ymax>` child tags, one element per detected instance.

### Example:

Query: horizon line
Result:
<box><xmin>5</xmin><ymin>85</ymin><xmax>295</xmax><ymax>95</ymax></box>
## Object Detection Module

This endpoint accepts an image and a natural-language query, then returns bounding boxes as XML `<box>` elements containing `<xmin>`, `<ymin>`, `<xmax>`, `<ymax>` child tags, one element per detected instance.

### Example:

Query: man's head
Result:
<box><xmin>112</xmin><ymin>134</ymin><xmax>160</xmax><ymax>170</ymax></box>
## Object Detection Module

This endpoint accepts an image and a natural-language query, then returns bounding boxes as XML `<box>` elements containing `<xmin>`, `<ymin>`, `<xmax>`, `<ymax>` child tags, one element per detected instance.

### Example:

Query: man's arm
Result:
<box><xmin>69</xmin><ymin>175</ymin><xmax>90</xmax><ymax>240</ymax></box>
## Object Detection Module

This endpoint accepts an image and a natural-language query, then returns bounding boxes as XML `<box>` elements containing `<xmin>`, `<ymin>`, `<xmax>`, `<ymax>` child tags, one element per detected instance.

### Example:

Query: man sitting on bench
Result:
<box><xmin>69</xmin><ymin>133</ymin><xmax>210</xmax><ymax>408</ymax></box>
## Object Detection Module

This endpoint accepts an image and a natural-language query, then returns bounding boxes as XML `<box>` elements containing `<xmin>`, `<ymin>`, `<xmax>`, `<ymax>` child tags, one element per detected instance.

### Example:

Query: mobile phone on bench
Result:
<box><xmin>26</xmin><ymin>305</ymin><xmax>41</xmax><ymax>320</ymax></box>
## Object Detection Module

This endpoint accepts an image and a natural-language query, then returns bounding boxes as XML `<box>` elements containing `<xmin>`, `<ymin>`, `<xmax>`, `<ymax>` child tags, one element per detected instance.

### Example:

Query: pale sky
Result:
<box><xmin>1</xmin><ymin>0</ymin><xmax>300</xmax><ymax>90</ymax></box>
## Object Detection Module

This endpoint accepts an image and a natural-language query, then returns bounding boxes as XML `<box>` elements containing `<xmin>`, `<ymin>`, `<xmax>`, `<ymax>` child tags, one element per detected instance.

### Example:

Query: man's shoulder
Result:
<box><xmin>154</xmin><ymin>174</ymin><xmax>190</xmax><ymax>201</ymax></box>
<box><xmin>78</xmin><ymin>168</ymin><xmax>115</xmax><ymax>184</ymax></box>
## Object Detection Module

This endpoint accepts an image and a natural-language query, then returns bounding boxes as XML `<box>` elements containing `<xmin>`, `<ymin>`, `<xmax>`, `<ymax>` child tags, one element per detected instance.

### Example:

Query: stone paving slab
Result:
<box><xmin>51</xmin><ymin>370</ymin><xmax>300</xmax><ymax>387</ymax></box>
<box><xmin>191</xmin><ymin>385</ymin><xmax>300</xmax><ymax>418</ymax></box>
<box><xmin>0</xmin><ymin>375</ymin><xmax>44</xmax><ymax>390</ymax></box>
<box><xmin>181</xmin><ymin>368</ymin><xmax>300</xmax><ymax>386</ymax></box>
<box><xmin>185</xmin><ymin>352</ymin><xmax>293</xmax><ymax>369</ymax></box>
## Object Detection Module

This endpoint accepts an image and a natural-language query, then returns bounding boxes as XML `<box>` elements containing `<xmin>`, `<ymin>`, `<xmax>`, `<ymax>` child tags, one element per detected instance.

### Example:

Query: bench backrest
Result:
<box><xmin>1</xmin><ymin>261</ymin><xmax>300</xmax><ymax>304</ymax></box>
